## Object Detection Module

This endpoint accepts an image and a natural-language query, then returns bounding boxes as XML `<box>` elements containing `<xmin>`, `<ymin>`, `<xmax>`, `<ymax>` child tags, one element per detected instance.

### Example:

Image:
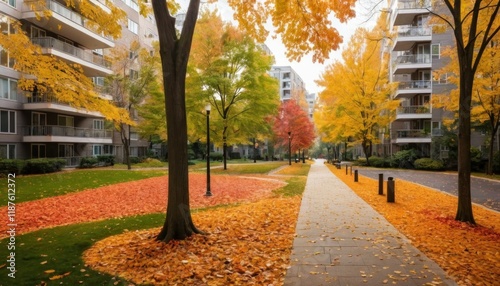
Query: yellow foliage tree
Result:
<box><xmin>0</xmin><ymin>2</ymin><xmax>130</xmax><ymax>123</ymax></box>
<box><xmin>315</xmin><ymin>21</ymin><xmax>398</xmax><ymax>165</ymax></box>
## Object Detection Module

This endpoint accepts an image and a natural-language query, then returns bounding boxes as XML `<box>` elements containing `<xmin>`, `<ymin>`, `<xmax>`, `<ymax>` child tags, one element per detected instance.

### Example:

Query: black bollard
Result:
<box><xmin>387</xmin><ymin>177</ymin><xmax>395</xmax><ymax>202</ymax></box>
<box><xmin>378</xmin><ymin>174</ymin><xmax>384</xmax><ymax>195</ymax></box>
<box><xmin>346</xmin><ymin>164</ymin><xmax>348</xmax><ymax>175</ymax></box>
<box><xmin>354</xmin><ymin>170</ymin><xmax>358</xmax><ymax>182</ymax></box>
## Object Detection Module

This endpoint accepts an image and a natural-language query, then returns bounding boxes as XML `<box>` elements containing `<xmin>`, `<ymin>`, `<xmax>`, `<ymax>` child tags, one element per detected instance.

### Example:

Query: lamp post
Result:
<box><xmin>288</xmin><ymin>131</ymin><xmax>291</xmax><ymax>165</ymax></box>
<box><xmin>327</xmin><ymin>145</ymin><xmax>331</xmax><ymax>163</ymax></box>
<box><xmin>205</xmin><ymin>104</ymin><xmax>212</xmax><ymax>197</ymax></box>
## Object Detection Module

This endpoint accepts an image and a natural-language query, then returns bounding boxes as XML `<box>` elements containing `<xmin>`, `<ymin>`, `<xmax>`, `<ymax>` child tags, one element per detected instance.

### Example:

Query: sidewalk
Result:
<box><xmin>284</xmin><ymin>160</ymin><xmax>457</xmax><ymax>286</ymax></box>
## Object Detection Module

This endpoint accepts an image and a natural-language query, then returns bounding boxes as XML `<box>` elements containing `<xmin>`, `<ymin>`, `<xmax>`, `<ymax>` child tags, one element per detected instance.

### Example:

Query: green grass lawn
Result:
<box><xmin>0</xmin><ymin>169</ymin><xmax>166</xmax><ymax>206</ymax></box>
<box><xmin>210</xmin><ymin>161</ymin><xmax>288</xmax><ymax>175</ymax></box>
<box><xmin>0</xmin><ymin>176</ymin><xmax>306</xmax><ymax>285</ymax></box>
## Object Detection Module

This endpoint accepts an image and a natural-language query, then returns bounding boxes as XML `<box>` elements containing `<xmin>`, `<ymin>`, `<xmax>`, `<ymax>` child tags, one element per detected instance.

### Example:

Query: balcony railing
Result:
<box><xmin>397</xmin><ymin>0</ymin><xmax>431</xmax><ymax>9</ymax></box>
<box><xmin>397</xmin><ymin>80</ymin><xmax>432</xmax><ymax>89</ymax></box>
<box><xmin>31</xmin><ymin>37</ymin><xmax>111</xmax><ymax>68</ymax></box>
<box><xmin>23</xmin><ymin>125</ymin><xmax>112</xmax><ymax>138</ymax></box>
<box><xmin>397</xmin><ymin>26</ymin><xmax>432</xmax><ymax>38</ymax></box>
<box><xmin>46</xmin><ymin>0</ymin><xmax>112</xmax><ymax>40</ymax></box>
<box><xmin>394</xmin><ymin>129</ymin><xmax>431</xmax><ymax>139</ymax></box>
<box><xmin>397</xmin><ymin>105</ymin><xmax>430</xmax><ymax>114</ymax></box>
<box><xmin>25</xmin><ymin>90</ymin><xmax>111</xmax><ymax>104</ymax></box>
<box><xmin>395</xmin><ymin>54</ymin><xmax>431</xmax><ymax>65</ymax></box>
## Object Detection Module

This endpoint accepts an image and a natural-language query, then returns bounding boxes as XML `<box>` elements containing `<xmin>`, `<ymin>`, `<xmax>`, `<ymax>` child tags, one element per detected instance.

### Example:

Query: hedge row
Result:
<box><xmin>0</xmin><ymin>158</ymin><xmax>66</xmax><ymax>176</ymax></box>
<box><xmin>79</xmin><ymin>155</ymin><xmax>115</xmax><ymax>168</ymax></box>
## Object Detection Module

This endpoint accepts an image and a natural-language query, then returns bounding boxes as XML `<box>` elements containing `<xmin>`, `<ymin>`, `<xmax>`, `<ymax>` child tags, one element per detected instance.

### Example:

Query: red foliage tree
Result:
<box><xmin>273</xmin><ymin>100</ymin><xmax>315</xmax><ymax>155</ymax></box>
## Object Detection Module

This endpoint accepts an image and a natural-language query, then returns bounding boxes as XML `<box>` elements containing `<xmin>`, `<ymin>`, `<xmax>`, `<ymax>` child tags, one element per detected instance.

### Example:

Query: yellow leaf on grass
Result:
<box><xmin>44</xmin><ymin>269</ymin><xmax>55</xmax><ymax>274</ymax></box>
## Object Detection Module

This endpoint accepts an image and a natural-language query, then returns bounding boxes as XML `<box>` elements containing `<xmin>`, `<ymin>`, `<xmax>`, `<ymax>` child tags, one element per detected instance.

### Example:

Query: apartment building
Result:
<box><xmin>387</xmin><ymin>0</ymin><xmax>450</xmax><ymax>157</ymax></box>
<box><xmin>270</xmin><ymin>65</ymin><xmax>307</xmax><ymax>102</ymax></box>
<box><xmin>0</xmin><ymin>0</ymin><xmax>155</xmax><ymax>165</ymax></box>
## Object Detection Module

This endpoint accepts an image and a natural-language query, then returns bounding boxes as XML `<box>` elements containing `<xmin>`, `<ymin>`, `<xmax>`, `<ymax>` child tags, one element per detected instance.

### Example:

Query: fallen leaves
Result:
<box><xmin>0</xmin><ymin>174</ymin><xmax>285</xmax><ymax>238</ymax></box>
<box><xmin>83</xmin><ymin>197</ymin><xmax>301</xmax><ymax>285</ymax></box>
<box><xmin>329</xmin><ymin>165</ymin><xmax>500</xmax><ymax>286</ymax></box>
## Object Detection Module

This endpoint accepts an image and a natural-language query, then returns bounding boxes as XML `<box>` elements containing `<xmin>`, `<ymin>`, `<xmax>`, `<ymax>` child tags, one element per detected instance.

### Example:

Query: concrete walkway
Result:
<box><xmin>284</xmin><ymin>159</ymin><xmax>457</xmax><ymax>286</ymax></box>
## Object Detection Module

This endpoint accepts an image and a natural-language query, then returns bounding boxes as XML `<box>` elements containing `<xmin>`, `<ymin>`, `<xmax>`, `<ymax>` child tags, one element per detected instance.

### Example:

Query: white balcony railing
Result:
<box><xmin>397</xmin><ymin>0</ymin><xmax>431</xmax><ymax>9</ymax></box>
<box><xmin>394</xmin><ymin>129</ymin><xmax>431</xmax><ymax>139</ymax></box>
<box><xmin>397</xmin><ymin>105</ymin><xmax>430</xmax><ymax>114</ymax></box>
<box><xmin>395</xmin><ymin>54</ymin><xmax>432</xmax><ymax>65</ymax></box>
<box><xmin>397</xmin><ymin>26</ymin><xmax>432</xmax><ymax>38</ymax></box>
<box><xmin>397</xmin><ymin>80</ymin><xmax>432</xmax><ymax>90</ymax></box>
<box><xmin>31</xmin><ymin>37</ymin><xmax>111</xmax><ymax>68</ymax></box>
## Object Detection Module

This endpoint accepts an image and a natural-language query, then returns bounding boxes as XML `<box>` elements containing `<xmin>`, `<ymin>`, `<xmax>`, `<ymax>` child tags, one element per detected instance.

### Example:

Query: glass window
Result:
<box><xmin>93</xmin><ymin>145</ymin><xmax>102</xmax><ymax>156</ymax></box>
<box><xmin>31</xmin><ymin>144</ymin><xmax>46</xmax><ymax>158</ymax></box>
<box><xmin>128</xmin><ymin>19</ymin><xmax>138</xmax><ymax>34</ymax></box>
<box><xmin>0</xmin><ymin>110</ymin><xmax>15</xmax><ymax>133</ymax></box>
<box><xmin>58</xmin><ymin>115</ymin><xmax>74</xmax><ymax>127</ymax></box>
<box><xmin>93</xmin><ymin>119</ymin><xmax>104</xmax><ymax>130</ymax></box>
<box><xmin>431</xmin><ymin>44</ymin><xmax>440</xmax><ymax>59</ymax></box>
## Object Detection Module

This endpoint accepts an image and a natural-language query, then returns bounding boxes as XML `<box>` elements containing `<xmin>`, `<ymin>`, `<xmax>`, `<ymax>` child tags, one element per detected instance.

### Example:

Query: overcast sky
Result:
<box><xmin>178</xmin><ymin>0</ymin><xmax>383</xmax><ymax>94</ymax></box>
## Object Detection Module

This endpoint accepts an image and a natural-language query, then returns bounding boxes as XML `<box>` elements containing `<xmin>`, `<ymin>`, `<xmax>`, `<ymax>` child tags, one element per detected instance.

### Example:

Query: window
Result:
<box><xmin>30</xmin><ymin>26</ymin><xmax>46</xmax><ymax>38</ymax></box>
<box><xmin>0</xmin><ymin>110</ymin><xmax>15</xmax><ymax>133</ymax></box>
<box><xmin>129</xmin><ymin>69</ymin><xmax>139</xmax><ymax>80</ymax></box>
<box><xmin>282</xmin><ymin>90</ymin><xmax>290</xmax><ymax>98</ymax></box>
<box><xmin>58</xmin><ymin>115</ymin><xmax>74</xmax><ymax>127</ymax></box>
<box><xmin>130</xmin><ymin>132</ymin><xmax>139</xmax><ymax>140</ymax></box>
<box><xmin>92</xmin><ymin>77</ymin><xmax>105</xmax><ymax>87</ymax></box>
<box><xmin>1</xmin><ymin>0</ymin><xmax>16</xmax><ymax>8</ymax></box>
<box><xmin>431</xmin><ymin>44</ymin><xmax>440</xmax><ymax>59</ymax></box>
<box><xmin>58</xmin><ymin>144</ymin><xmax>74</xmax><ymax>157</ymax></box>
<box><xmin>0</xmin><ymin>78</ymin><xmax>17</xmax><ymax>100</ymax></box>
<box><xmin>282</xmin><ymin>81</ymin><xmax>291</xmax><ymax>88</ymax></box>
<box><xmin>0</xmin><ymin>144</ymin><xmax>15</xmax><ymax>159</ymax></box>
<box><xmin>103</xmin><ymin>145</ymin><xmax>114</xmax><ymax>155</ymax></box>
<box><xmin>93</xmin><ymin>145</ymin><xmax>102</xmax><ymax>156</ymax></box>
<box><xmin>31</xmin><ymin>144</ymin><xmax>46</xmax><ymax>158</ymax></box>
<box><xmin>282</xmin><ymin>72</ymin><xmax>291</xmax><ymax>79</ymax></box>
<box><xmin>128</xmin><ymin>19</ymin><xmax>138</xmax><ymax>34</ymax></box>
<box><xmin>93</xmin><ymin>119</ymin><xmax>104</xmax><ymax>130</ymax></box>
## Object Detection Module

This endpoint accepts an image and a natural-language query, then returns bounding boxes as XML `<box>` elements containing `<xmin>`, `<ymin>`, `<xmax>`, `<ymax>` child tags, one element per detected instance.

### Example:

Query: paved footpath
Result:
<box><xmin>284</xmin><ymin>159</ymin><xmax>457</xmax><ymax>286</ymax></box>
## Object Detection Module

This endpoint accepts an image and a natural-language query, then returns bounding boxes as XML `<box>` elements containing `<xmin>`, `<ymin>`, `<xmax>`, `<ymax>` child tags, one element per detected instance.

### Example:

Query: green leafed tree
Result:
<box><xmin>186</xmin><ymin>10</ymin><xmax>279</xmax><ymax>170</ymax></box>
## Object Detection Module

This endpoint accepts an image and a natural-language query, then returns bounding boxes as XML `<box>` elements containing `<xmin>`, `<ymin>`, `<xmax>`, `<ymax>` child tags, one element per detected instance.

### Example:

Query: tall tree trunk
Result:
<box><xmin>362</xmin><ymin>140</ymin><xmax>370</xmax><ymax>166</ymax></box>
<box><xmin>152</xmin><ymin>0</ymin><xmax>203</xmax><ymax>243</ymax></box>
<box><xmin>456</xmin><ymin>60</ymin><xmax>476</xmax><ymax>224</ymax></box>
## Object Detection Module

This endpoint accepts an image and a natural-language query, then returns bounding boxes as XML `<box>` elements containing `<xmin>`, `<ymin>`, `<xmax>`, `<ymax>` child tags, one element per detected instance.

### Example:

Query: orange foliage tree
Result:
<box><xmin>150</xmin><ymin>0</ymin><xmax>356</xmax><ymax>243</ymax></box>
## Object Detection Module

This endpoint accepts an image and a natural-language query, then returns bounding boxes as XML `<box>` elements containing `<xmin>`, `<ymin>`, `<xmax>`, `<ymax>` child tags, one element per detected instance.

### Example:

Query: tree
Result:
<box><xmin>434</xmin><ymin>36</ymin><xmax>500</xmax><ymax>175</ymax></box>
<box><xmin>315</xmin><ymin>24</ymin><xmax>398</xmax><ymax>165</ymax></box>
<box><xmin>106</xmin><ymin>41</ymin><xmax>161</xmax><ymax>169</ymax></box>
<box><xmin>150</xmin><ymin>0</ymin><xmax>356</xmax><ymax>243</ymax></box>
<box><xmin>430</xmin><ymin>0</ymin><xmax>500</xmax><ymax>223</ymax></box>
<box><xmin>0</xmin><ymin>8</ymin><xmax>129</xmax><ymax>123</ymax></box>
<box><xmin>186</xmin><ymin>10</ymin><xmax>279</xmax><ymax>170</ymax></box>
<box><xmin>272</xmin><ymin>100</ymin><xmax>315</xmax><ymax>159</ymax></box>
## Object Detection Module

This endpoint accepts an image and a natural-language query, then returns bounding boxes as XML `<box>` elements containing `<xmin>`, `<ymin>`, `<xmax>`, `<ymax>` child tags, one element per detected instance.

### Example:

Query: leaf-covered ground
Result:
<box><xmin>329</xmin><ymin>165</ymin><xmax>500</xmax><ymax>286</ymax></box>
<box><xmin>0</xmin><ymin>174</ymin><xmax>285</xmax><ymax>238</ymax></box>
<box><xmin>83</xmin><ymin>197</ymin><xmax>301</xmax><ymax>285</ymax></box>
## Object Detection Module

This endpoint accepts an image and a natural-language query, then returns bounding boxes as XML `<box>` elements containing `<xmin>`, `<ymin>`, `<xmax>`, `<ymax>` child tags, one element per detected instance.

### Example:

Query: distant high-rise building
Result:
<box><xmin>270</xmin><ymin>66</ymin><xmax>307</xmax><ymax>102</ymax></box>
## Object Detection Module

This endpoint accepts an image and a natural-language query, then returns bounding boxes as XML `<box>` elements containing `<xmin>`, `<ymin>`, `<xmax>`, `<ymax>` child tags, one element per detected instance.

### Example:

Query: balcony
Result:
<box><xmin>32</xmin><ymin>37</ymin><xmax>112</xmax><ymax>76</ymax></box>
<box><xmin>393</xmin><ymin>27</ymin><xmax>432</xmax><ymax>51</ymax></box>
<box><xmin>23</xmin><ymin>92</ymin><xmax>106</xmax><ymax>117</ymax></box>
<box><xmin>392</xmin><ymin>0</ymin><xmax>431</xmax><ymax>26</ymax></box>
<box><xmin>393</xmin><ymin>80</ymin><xmax>432</xmax><ymax>99</ymax></box>
<box><xmin>393</xmin><ymin>129</ymin><xmax>432</xmax><ymax>144</ymax></box>
<box><xmin>22</xmin><ymin>125</ymin><xmax>112</xmax><ymax>143</ymax></box>
<box><xmin>393</xmin><ymin>53</ymin><xmax>432</xmax><ymax>74</ymax></box>
<box><xmin>22</xmin><ymin>0</ymin><xmax>114</xmax><ymax>49</ymax></box>
<box><xmin>395</xmin><ymin>105</ymin><xmax>432</xmax><ymax>120</ymax></box>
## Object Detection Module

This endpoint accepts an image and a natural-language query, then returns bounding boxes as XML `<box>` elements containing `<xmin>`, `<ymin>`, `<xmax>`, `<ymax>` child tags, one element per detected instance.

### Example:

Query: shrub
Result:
<box><xmin>97</xmin><ymin>155</ymin><xmax>114</xmax><ymax>166</ymax></box>
<box><xmin>0</xmin><ymin>159</ymin><xmax>24</xmax><ymax>176</ymax></box>
<box><xmin>493</xmin><ymin>151</ymin><xmax>500</xmax><ymax>173</ymax></box>
<box><xmin>209</xmin><ymin>152</ymin><xmax>223</xmax><ymax>161</ymax></box>
<box><xmin>230</xmin><ymin>152</ymin><xmax>241</xmax><ymax>159</ymax></box>
<box><xmin>368</xmin><ymin>156</ymin><xmax>388</xmax><ymax>168</ymax></box>
<box><xmin>129</xmin><ymin>157</ymin><xmax>142</xmax><ymax>164</ymax></box>
<box><xmin>23</xmin><ymin>158</ymin><xmax>66</xmax><ymax>174</ymax></box>
<box><xmin>390</xmin><ymin>149</ymin><xmax>419</xmax><ymax>169</ymax></box>
<box><xmin>79</xmin><ymin>157</ymin><xmax>99</xmax><ymax>169</ymax></box>
<box><xmin>414</xmin><ymin>158</ymin><xmax>444</xmax><ymax>171</ymax></box>
<box><xmin>188</xmin><ymin>160</ymin><xmax>196</xmax><ymax>166</ymax></box>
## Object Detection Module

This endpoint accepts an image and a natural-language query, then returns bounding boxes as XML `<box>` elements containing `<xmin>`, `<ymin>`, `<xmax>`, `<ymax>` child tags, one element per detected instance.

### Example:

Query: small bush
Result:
<box><xmin>188</xmin><ymin>161</ymin><xmax>196</xmax><ymax>166</ymax></box>
<box><xmin>368</xmin><ymin>156</ymin><xmax>388</xmax><ymax>168</ymax></box>
<box><xmin>129</xmin><ymin>157</ymin><xmax>143</xmax><ymax>164</ymax></box>
<box><xmin>80</xmin><ymin>157</ymin><xmax>99</xmax><ymax>169</ymax></box>
<box><xmin>0</xmin><ymin>159</ymin><xmax>25</xmax><ymax>176</ymax></box>
<box><xmin>390</xmin><ymin>149</ymin><xmax>419</xmax><ymax>169</ymax></box>
<box><xmin>23</xmin><ymin>158</ymin><xmax>66</xmax><ymax>174</ymax></box>
<box><xmin>493</xmin><ymin>151</ymin><xmax>500</xmax><ymax>173</ymax></box>
<box><xmin>210</xmin><ymin>152</ymin><xmax>223</xmax><ymax>161</ymax></box>
<box><xmin>414</xmin><ymin>158</ymin><xmax>444</xmax><ymax>171</ymax></box>
<box><xmin>97</xmin><ymin>155</ymin><xmax>115</xmax><ymax>166</ymax></box>
<box><xmin>230</xmin><ymin>152</ymin><xmax>241</xmax><ymax>159</ymax></box>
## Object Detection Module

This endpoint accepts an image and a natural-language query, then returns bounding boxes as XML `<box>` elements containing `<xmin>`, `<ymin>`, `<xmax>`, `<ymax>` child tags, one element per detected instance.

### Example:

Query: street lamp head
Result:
<box><xmin>205</xmin><ymin>104</ymin><xmax>211</xmax><ymax>112</ymax></box>
<box><xmin>288</xmin><ymin>131</ymin><xmax>291</xmax><ymax>136</ymax></box>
